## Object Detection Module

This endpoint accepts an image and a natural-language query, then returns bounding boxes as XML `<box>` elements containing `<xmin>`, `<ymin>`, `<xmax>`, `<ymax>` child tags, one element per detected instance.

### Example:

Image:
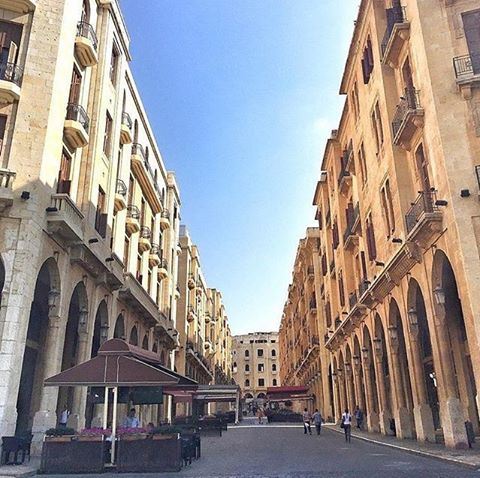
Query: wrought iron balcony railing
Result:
<box><xmin>121</xmin><ymin>111</ymin><xmax>133</xmax><ymax>130</ymax></box>
<box><xmin>381</xmin><ymin>5</ymin><xmax>407</xmax><ymax>57</ymax></box>
<box><xmin>126</xmin><ymin>204</ymin><xmax>140</xmax><ymax>219</ymax></box>
<box><xmin>405</xmin><ymin>190</ymin><xmax>436</xmax><ymax>233</ymax></box>
<box><xmin>77</xmin><ymin>21</ymin><xmax>98</xmax><ymax>51</ymax></box>
<box><xmin>66</xmin><ymin>103</ymin><xmax>90</xmax><ymax>133</ymax></box>
<box><xmin>0</xmin><ymin>62</ymin><xmax>23</xmax><ymax>86</ymax></box>
<box><xmin>140</xmin><ymin>226</ymin><xmax>151</xmax><ymax>239</ymax></box>
<box><xmin>392</xmin><ymin>87</ymin><xmax>421</xmax><ymax>140</ymax></box>
<box><xmin>453</xmin><ymin>54</ymin><xmax>480</xmax><ymax>79</ymax></box>
<box><xmin>116</xmin><ymin>179</ymin><xmax>127</xmax><ymax>196</ymax></box>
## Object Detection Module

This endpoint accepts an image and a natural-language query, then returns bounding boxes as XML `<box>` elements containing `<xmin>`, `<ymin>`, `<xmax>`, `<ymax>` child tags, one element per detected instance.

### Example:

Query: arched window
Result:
<box><xmin>245</xmin><ymin>350</ymin><xmax>249</xmax><ymax>358</ymax></box>
<box><xmin>245</xmin><ymin>379</ymin><xmax>250</xmax><ymax>387</ymax></box>
<box><xmin>271</xmin><ymin>349</ymin><xmax>276</xmax><ymax>357</ymax></box>
<box><xmin>272</xmin><ymin>364</ymin><xmax>277</xmax><ymax>372</ymax></box>
<box><xmin>245</xmin><ymin>364</ymin><xmax>249</xmax><ymax>372</ymax></box>
<box><xmin>273</xmin><ymin>379</ymin><xmax>277</xmax><ymax>386</ymax></box>
<box><xmin>129</xmin><ymin>326</ymin><xmax>138</xmax><ymax>346</ymax></box>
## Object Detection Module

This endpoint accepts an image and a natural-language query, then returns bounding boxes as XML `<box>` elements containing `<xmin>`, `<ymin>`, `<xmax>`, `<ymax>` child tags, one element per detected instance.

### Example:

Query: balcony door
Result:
<box><xmin>463</xmin><ymin>10</ymin><xmax>480</xmax><ymax>74</ymax></box>
<box><xmin>57</xmin><ymin>148</ymin><xmax>72</xmax><ymax>194</ymax></box>
<box><xmin>69</xmin><ymin>67</ymin><xmax>82</xmax><ymax>105</ymax></box>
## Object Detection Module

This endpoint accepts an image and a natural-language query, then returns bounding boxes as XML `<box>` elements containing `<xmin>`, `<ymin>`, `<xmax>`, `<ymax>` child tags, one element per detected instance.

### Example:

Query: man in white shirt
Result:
<box><xmin>341</xmin><ymin>408</ymin><xmax>352</xmax><ymax>443</ymax></box>
<box><xmin>123</xmin><ymin>408</ymin><xmax>140</xmax><ymax>428</ymax></box>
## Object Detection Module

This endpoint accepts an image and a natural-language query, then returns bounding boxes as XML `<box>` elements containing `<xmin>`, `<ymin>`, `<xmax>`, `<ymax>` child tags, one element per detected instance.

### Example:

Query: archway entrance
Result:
<box><xmin>113</xmin><ymin>313</ymin><xmax>125</xmax><ymax>339</ymax></box>
<box><xmin>433</xmin><ymin>251</ymin><xmax>479</xmax><ymax>432</ymax></box>
<box><xmin>57</xmin><ymin>282</ymin><xmax>88</xmax><ymax>419</ymax></box>
<box><xmin>408</xmin><ymin>279</ymin><xmax>440</xmax><ymax>430</ymax></box>
<box><xmin>362</xmin><ymin>325</ymin><xmax>379</xmax><ymax>431</ymax></box>
<box><xmin>353</xmin><ymin>335</ymin><xmax>366</xmax><ymax>413</ymax></box>
<box><xmin>91</xmin><ymin>301</ymin><xmax>108</xmax><ymax>358</ymax></box>
<box><xmin>16</xmin><ymin>258</ymin><xmax>60</xmax><ymax>434</ymax></box>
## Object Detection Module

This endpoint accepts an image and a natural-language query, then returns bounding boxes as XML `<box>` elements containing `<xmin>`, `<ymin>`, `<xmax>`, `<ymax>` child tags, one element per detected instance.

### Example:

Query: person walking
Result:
<box><xmin>58</xmin><ymin>405</ymin><xmax>70</xmax><ymax>428</ymax></box>
<box><xmin>341</xmin><ymin>408</ymin><xmax>352</xmax><ymax>443</ymax></box>
<box><xmin>312</xmin><ymin>409</ymin><xmax>323</xmax><ymax>435</ymax></box>
<box><xmin>303</xmin><ymin>408</ymin><xmax>312</xmax><ymax>435</ymax></box>
<box><xmin>256</xmin><ymin>406</ymin><xmax>264</xmax><ymax>425</ymax></box>
<box><xmin>354</xmin><ymin>405</ymin><xmax>364</xmax><ymax>430</ymax></box>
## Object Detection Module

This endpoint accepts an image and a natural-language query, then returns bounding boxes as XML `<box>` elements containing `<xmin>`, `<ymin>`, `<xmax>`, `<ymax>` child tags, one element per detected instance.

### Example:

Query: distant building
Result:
<box><xmin>232</xmin><ymin>332</ymin><xmax>279</xmax><ymax>408</ymax></box>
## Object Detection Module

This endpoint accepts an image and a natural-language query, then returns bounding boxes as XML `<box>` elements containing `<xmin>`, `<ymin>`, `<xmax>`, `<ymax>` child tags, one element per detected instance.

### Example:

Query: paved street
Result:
<box><xmin>40</xmin><ymin>424</ymin><xmax>480</xmax><ymax>478</ymax></box>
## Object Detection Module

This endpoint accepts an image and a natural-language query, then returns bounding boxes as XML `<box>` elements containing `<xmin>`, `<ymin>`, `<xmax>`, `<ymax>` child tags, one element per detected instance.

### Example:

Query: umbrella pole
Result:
<box><xmin>235</xmin><ymin>389</ymin><xmax>240</xmax><ymax>424</ymax></box>
<box><xmin>103</xmin><ymin>386</ymin><xmax>109</xmax><ymax>429</ymax></box>
<box><xmin>111</xmin><ymin>386</ymin><xmax>118</xmax><ymax>465</ymax></box>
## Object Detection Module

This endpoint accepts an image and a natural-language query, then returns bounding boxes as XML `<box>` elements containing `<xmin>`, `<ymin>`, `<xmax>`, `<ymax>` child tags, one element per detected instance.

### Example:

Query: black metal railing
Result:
<box><xmin>161</xmin><ymin>209</ymin><xmax>170</xmax><ymax>220</ymax></box>
<box><xmin>453</xmin><ymin>54</ymin><xmax>480</xmax><ymax>78</ymax></box>
<box><xmin>307</xmin><ymin>265</ymin><xmax>314</xmax><ymax>276</ymax></box>
<box><xmin>126</xmin><ymin>204</ymin><xmax>140</xmax><ymax>219</ymax></box>
<box><xmin>66</xmin><ymin>103</ymin><xmax>90</xmax><ymax>133</ymax></box>
<box><xmin>0</xmin><ymin>62</ymin><xmax>23</xmax><ymax>86</ymax></box>
<box><xmin>381</xmin><ymin>5</ymin><xmax>407</xmax><ymax>57</ymax></box>
<box><xmin>150</xmin><ymin>243</ymin><xmax>159</xmax><ymax>255</ymax></box>
<box><xmin>348</xmin><ymin>291</ymin><xmax>358</xmax><ymax>310</ymax></box>
<box><xmin>405</xmin><ymin>190</ymin><xmax>436</xmax><ymax>233</ymax></box>
<box><xmin>132</xmin><ymin>142</ymin><xmax>146</xmax><ymax>160</ymax></box>
<box><xmin>140</xmin><ymin>226</ymin><xmax>151</xmax><ymax>239</ymax></box>
<box><xmin>343</xmin><ymin>204</ymin><xmax>360</xmax><ymax>244</ymax></box>
<box><xmin>121</xmin><ymin>111</ymin><xmax>133</xmax><ymax>130</ymax></box>
<box><xmin>77</xmin><ymin>21</ymin><xmax>98</xmax><ymax>51</ymax></box>
<box><xmin>392</xmin><ymin>88</ymin><xmax>421</xmax><ymax>140</ymax></box>
<box><xmin>329</xmin><ymin>257</ymin><xmax>335</xmax><ymax>274</ymax></box>
<box><xmin>159</xmin><ymin>258</ymin><xmax>168</xmax><ymax>269</ymax></box>
<box><xmin>116</xmin><ymin>179</ymin><xmax>127</xmax><ymax>196</ymax></box>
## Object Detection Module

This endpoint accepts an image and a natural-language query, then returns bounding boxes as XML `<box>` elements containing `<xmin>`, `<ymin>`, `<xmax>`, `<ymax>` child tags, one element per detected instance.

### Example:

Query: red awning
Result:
<box><xmin>266</xmin><ymin>386</ymin><xmax>312</xmax><ymax>401</ymax></box>
<box><xmin>166</xmin><ymin>390</ymin><xmax>194</xmax><ymax>403</ymax></box>
<box><xmin>44</xmin><ymin>339</ymin><xmax>197</xmax><ymax>388</ymax></box>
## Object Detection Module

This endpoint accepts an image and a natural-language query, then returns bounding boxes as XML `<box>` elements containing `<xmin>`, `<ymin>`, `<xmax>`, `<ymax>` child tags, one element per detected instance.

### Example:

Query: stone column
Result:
<box><xmin>373</xmin><ymin>339</ymin><xmax>390</xmax><ymax>435</ymax></box>
<box><xmin>406</xmin><ymin>313</ymin><xmax>435</xmax><ymax>442</ymax></box>
<box><xmin>345</xmin><ymin>363</ymin><xmax>355</xmax><ymax>412</ymax></box>
<box><xmin>70</xmin><ymin>329</ymin><xmax>89</xmax><ymax>430</ymax></box>
<box><xmin>337</xmin><ymin>369</ymin><xmax>347</xmax><ymax>417</ymax></box>
<box><xmin>353</xmin><ymin>356</ymin><xmax>365</xmax><ymax>411</ymax></box>
<box><xmin>432</xmin><ymin>304</ymin><xmax>468</xmax><ymax>448</ymax></box>
<box><xmin>361</xmin><ymin>348</ymin><xmax>379</xmax><ymax>432</ymax></box>
<box><xmin>332</xmin><ymin>372</ymin><xmax>340</xmax><ymax>423</ymax></box>
<box><xmin>31</xmin><ymin>313</ymin><xmax>67</xmax><ymax>453</ymax></box>
<box><xmin>388</xmin><ymin>326</ymin><xmax>413</xmax><ymax>439</ymax></box>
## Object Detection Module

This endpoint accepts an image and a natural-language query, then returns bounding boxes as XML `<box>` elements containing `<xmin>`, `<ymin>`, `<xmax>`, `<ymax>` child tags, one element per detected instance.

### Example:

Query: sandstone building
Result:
<box><xmin>281</xmin><ymin>0</ymin><xmax>480</xmax><ymax>448</ymax></box>
<box><xmin>0</xmin><ymin>0</ymin><xmax>230</xmax><ymax>449</ymax></box>
<box><xmin>279</xmin><ymin>228</ymin><xmax>334</xmax><ymax>420</ymax></box>
<box><xmin>232</xmin><ymin>332</ymin><xmax>279</xmax><ymax>408</ymax></box>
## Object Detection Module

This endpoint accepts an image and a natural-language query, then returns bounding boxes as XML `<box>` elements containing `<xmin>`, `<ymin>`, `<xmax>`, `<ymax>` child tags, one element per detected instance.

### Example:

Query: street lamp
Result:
<box><xmin>48</xmin><ymin>288</ymin><xmax>60</xmax><ymax>309</ymax></box>
<box><xmin>100</xmin><ymin>324</ymin><xmax>109</xmax><ymax>342</ymax></box>
<box><xmin>407</xmin><ymin>308</ymin><xmax>418</xmax><ymax>326</ymax></box>
<box><xmin>361</xmin><ymin>347</ymin><xmax>369</xmax><ymax>361</ymax></box>
<box><xmin>433</xmin><ymin>286</ymin><xmax>446</xmax><ymax>306</ymax></box>
<box><xmin>353</xmin><ymin>355</ymin><xmax>360</xmax><ymax>367</ymax></box>
<box><xmin>373</xmin><ymin>338</ymin><xmax>382</xmax><ymax>355</ymax></box>
<box><xmin>387</xmin><ymin>325</ymin><xmax>398</xmax><ymax>341</ymax></box>
<box><xmin>78</xmin><ymin>307</ymin><xmax>88</xmax><ymax>329</ymax></box>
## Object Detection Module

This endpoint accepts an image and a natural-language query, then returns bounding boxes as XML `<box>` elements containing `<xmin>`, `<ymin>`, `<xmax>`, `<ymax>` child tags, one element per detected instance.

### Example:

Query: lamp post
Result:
<box><xmin>48</xmin><ymin>288</ymin><xmax>60</xmax><ymax>309</ymax></box>
<box><xmin>78</xmin><ymin>307</ymin><xmax>88</xmax><ymax>330</ymax></box>
<box><xmin>433</xmin><ymin>286</ymin><xmax>445</xmax><ymax>306</ymax></box>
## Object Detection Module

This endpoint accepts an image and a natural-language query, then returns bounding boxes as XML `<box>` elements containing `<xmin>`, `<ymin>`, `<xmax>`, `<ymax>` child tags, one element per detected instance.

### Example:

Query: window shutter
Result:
<box><xmin>7</xmin><ymin>41</ymin><xmax>18</xmax><ymax>64</ymax></box>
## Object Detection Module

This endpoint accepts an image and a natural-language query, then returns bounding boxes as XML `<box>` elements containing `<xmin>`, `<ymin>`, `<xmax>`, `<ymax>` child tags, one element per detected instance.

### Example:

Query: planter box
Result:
<box><xmin>117</xmin><ymin>436</ymin><xmax>181</xmax><ymax>473</ymax></box>
<box><xmin>40</xmin><ymin>436</ymin><xmax>105</xmax><ymax>474</ymax></box>
<box><xmin>198</xmin><ymin>427</ymin><xmax>222</xmax><ymax>437</ymax></box>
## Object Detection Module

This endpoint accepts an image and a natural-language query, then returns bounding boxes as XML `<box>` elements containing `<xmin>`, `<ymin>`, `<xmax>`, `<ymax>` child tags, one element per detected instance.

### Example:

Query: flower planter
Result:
<box><xmin>117</xmin><ymin>435</ymin><xmax>181</xmax><ymax>473</ymax></box>
<box><xmin>40</xmin><ymin>436</ymin><xmax>105</xmax><ymax>474</ymax></box>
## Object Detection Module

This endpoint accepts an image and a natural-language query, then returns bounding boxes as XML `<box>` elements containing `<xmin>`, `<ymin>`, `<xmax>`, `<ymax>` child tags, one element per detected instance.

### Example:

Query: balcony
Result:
<box><xmin>321</xmin><ymin>254</ymin><xmax>327</xmax><ymax>276</ymax></box>
<box><xmin>64</xmin><ymin>103</ymin><xmax>89</xmax><ymax>148</ymax></box>
<box><xmin>187</xmin><ymin>305</ymin><xmax>196</xmax><ymax>323</ymax></box>
<box><xmin>187</xmin><ymin>274</ymin><xmax>196</xmax><ymax>290</ymax></box>
<box><xmin>348</xmin><ymin>291</ymin><xmax>358</xmax><ymax>311</ymax></box>
<box><xmin>204</xmin><ymin>338</ymin><xmax>212</xmax><ymax>350</ymax></box>
<box><xmin>138</xmin><ymin>226</ymin><xmax>152</xmax><ymax>252</ymax></box>
<box><xmin>114</xmin><ymin>179</ymin><xmax>127</xmax><ymax>212</ymax></box>
<box><xmin>307</xmin><ymin>265</ymin><xmax>314</xmax><ymax>280</ymax></box>
<box><xmin>0</xmin><ymin>168</ymin><xmax>15</xmax><ymax>212</ymax></box>
<box><xmin>453</xmin><ymin>54</ymin><xmax>480</xmax><ymax>100</ymax></box>
<box><xmin>46</xmin><ymin>194</ymin><xmax>84</xmax><ymax>243</ymax></box>
<box><xmin>160</xmin><ymin>209</ymin><xmax>170</xmax><ymax>230</ymax></box>
<box><xmin>381</xmin><ymin>6</ymin><xmax>409</xmax><ymax>68</ymax></box>
<box><xmin>75</xmin><ymin>21</ymin><xmax>98</xmax><ymax>67</ymax></box>
<box><xmin>392</xmin><ymin>88</ymin><xmax>424</xmax><ymax>150</ymax></box>
<box><xmin>130</xmin><ymin>143</ymin><xmax>162</xmax><ymax>213</ymax></box>
<box><xmin>149</xmin><ymin>243</ymin><xmax>161</xmax><ymax>267</ymax></box>
<box><xmin>125</xmin><ymin>204</ymin><xmax>140</xmax><ymax>235</ymax></box>
<box><xmin>205</xmin><ymin>311</ymin><xmax>211</xmax><ymax>323</ymax></box>
<box><xmin>157</xmin><ymin>258</ymin><xmax>168</xmax><ymax>279</ymax></box>
<box><xmin>0</xmin><ymin>0</ymin><xmax>36</xmax><ymax>12</ymax></box>
<box><xmin>405</xmin><ymin>191</ymin><xmax>443</xmax><ymax>248</ymax></box>
<box><xmin>0</xmin><ymin>62</ymin><xmax>23</xmax><ymax>104</ymax></box>
<box><xmin>337</xmin><ymin>151</ymin><xmax>352</xmax><ymax>195</ymax></box>
<box><xmin>343</xmin><ymin>205</ymin><xmax>360</xmax><ymax>251</ymax></box>
<box><xmin>329</xmin><ymin>257</ymin><xmax>336</xmax><ymax>277</ymax></box>
<box><xmin>120</xmin><ymin>112</ymin><xmax>133</xmax><ymax>145</ymax></box>
<box><xmin>309</xmin><ymin>299</ymin><xmax>317</xmax><ymax>314</ymax></box>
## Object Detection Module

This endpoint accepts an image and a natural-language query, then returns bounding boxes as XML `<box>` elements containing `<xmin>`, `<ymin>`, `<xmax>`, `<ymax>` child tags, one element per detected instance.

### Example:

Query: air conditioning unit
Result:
<box><xmin>319</xmin><ymin>171</ymin><xmax>327</xmax><ymax>183</ymax></box>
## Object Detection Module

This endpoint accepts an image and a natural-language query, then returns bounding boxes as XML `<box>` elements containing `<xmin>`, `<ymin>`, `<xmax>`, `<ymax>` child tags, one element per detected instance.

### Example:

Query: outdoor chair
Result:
<box><xmin>1</xmin><ymin>435</ymin><xmax>32</xmax><ymax>465</ymax></box>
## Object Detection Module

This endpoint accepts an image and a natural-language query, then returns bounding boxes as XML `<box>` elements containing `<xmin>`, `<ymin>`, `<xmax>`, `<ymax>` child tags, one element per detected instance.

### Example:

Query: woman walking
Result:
<box><xmin>341</xmin><ymin>408</ymin><xmax>352</xmax><ymax>443</ymax></box>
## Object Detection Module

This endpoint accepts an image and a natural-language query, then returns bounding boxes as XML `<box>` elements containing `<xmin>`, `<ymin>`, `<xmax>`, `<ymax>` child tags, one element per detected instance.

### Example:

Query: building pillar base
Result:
<box><xmin>367</xmin><ymin>411</ymin><xmax>379</xmax><ymax>432</ymax></box>
<box><xmin>413</xmin><ymin>403</ymin><xmax>435</xmax><ymax>442</ymax></box>
<box><xmin>395</xmin><ymin>407</ymin><xmax>414</xmax><ymax>439</ymax></box>
<box><xmin>379</xmin><ymin>410</ymin><xmax>391</xmax><ymax>435</ymax></box>
<box><xmin>0</xmin><ymin>404</ymin><xmax>17</xmax><ymax>438</ymax></box>
<box><xmin>442</xmin><ymin>397</ymin><xmax>469</xmax><ymax>449</ymax></box>
<box><xmin>31</xmin><ymin>410</ymin><xmax>56</xmax><ymax>455</ymax></box>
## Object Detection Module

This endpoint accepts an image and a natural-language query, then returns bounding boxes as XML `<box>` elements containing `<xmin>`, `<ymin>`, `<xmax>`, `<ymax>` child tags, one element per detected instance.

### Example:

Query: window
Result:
<box><xmin>0</xmin><ymin>115</ymin><xmax>6</xmax><ymax>155</ymax></box>
<box><xmin>415</xmin><ymin>143</ymin><xmax>431</xmax><ymax>193</ymax></box>
<box><xmin>109</xmin><ymin>44</ymin><xmax>120</xmax><ymax>85</ymax></box>
<box><xmin>358</xmin><ymin>143</ymin><xmax>367</xmax><ymax>185</ymax></box>
<box><xmin>371</xmin><ymin>101</ymin><xmax>384</xmax><ymax>155</ymax></box>
<box><xmin>123</xmin><ymin>235</ymin><xmax>130</xmax><ymax>269</ymax></box>
<box><xmin>103</xmin><ymin>111</ymin><xmax>113</xmax><ymax>157</ymax></box>
<box><xmin>245</xmin><ymin>364</ymin><xmax>249</xmax><ymax>372</ymax></box>
<box><xmin>136</xmin><ymin>253</ymin><xmax>142</xmax><ymax>282</ymax></box>
<box><xmin>272</xmin><ymin>364</ymin><xmax>277</xmax><ymax>372</ymax></box>
<box><xmin>57</xmin><ymin>148</ymin><xmax>72</xmax><ymax>194</ymax></box>
<box><xmin>351</xmin><ymin>80</ymin><xmax>360</xmax><ymax>120</ymax></box>
<box><xmin>258</xmin><ymin>363</ymin><xmax>264</xmax><ymax>372</ymax></box>
<box><xmin>245</xmin><ymin>379</ymin><xmax>250</xmax><ymax>387</ymax></box>
<box><xmin>463</xmin><ymin>11</ymin><xmax>480</xmax><ymax>75</ymax></box>
<box><xmin>380</xmin><ymin>179</ymin><xmax>395</xmax><ymax>237</ymax></box>
<box><xmin>361</xmin><ymin>36</ymin><xmax>374</xmax><ymax>84</ymax></box>
<box><xmin>338</xmin><ymin>270</ymin><xmax>345</xmax><ymax>307</ymax></box>
<box><xmin>257</xmin><ymin>349</ymin><xmax>264</xmax><ymax>357</ymax></box>
<box><xmin>68</xmin><ymin>66</ymin><xmax>82</xmax><ymax>104</ymax></box>
<box><xmin>273</xmin><ymin>379</ymin><xmax>277</xmax><ymax>386</ymax></box>
<box><xmin>0</xmin><ymin>21</ymin><xmax>23</xmax><ymax>66</ymax></box>
<box><xmin>332</xmin><ymin>220</ymin><xmax>339</xmax><ymax>249</ymax></box>
<box><xmin>94</xmin><ymin>187</ymin><xmax>107</xmax><ymax>237</ymax></box>
<box><xmin>271</xmin><ymin>339</ymin><xmax>276</xmax><ymax>343</ymax></box>
<box><xmin>271</xmin><ymin>349</ymin><xmax>276</xmax><ymax>357</ymax></box>
<box><xmin>366</xmin><ymin>213</ymin><xmax>377</xmax><ymax>261</ymax></box>
<box><xmin>258</xmin><ymin>378</ymin><xmax>265</xmax><ymax>387</ymax></box>
<box><xmin>128</xmin><ymin>175</ymin><xmax>134</xmax><ymax>205</ymax></box>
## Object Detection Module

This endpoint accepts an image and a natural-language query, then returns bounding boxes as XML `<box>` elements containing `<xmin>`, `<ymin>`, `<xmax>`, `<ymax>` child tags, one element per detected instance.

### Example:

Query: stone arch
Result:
<box><xmin>129</xmin><ymin>325</ymin><xmax>138</xmax><ymax>346</ymax></box>
<box><xmin>160</xmin><ymin>350</ymin><xmax>166</xmax><ymax>365</ymax></box>
<box><xmin>141</xmin><ymin>334</ymin><xmax>149</xmax><ymax>350</ymax></box>
<box><xmin>362</xmin><ymin>324</ymin><xmax>379</xmax><ymax>419</ymax></box>
<box><xmin>353</xmin><ymin>334</ymin><xmax>366</xmax><ymax>412</ymax></box>
<box><xmin>91</xmin><ymin>300</ymin><xmax>108</xmax><ymax>357</ymax></box>
<box><xmin>152</xmin><ymin>341</ymin><xmax>158</xmax><ymax>354</ymax></box>
<box><xmin>345</xmin><ymin>344</ymin><xmax>356</xmax><ymax>412</ymax></box>
<box><xmin>113</xmin><ymin>313</ymin><xmax>125</xmax><ymax>339</ymax></box>
<box><xmin>16</xmin><ymin>257</ymin><xmax>61</xmax><ymax>434</ymax></box>
<box><xmin>431</xmin><ymin>250</ymin><xmax>479</xmax><ymax>433</ymax></box>
<box><xmin>407</xmin><ymin>278</ymin><xmax>440</xmax><ymax>431</ymax></box>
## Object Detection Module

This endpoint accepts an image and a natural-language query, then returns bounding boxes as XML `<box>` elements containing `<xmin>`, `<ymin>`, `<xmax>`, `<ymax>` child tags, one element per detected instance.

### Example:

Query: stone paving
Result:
<box><xmin>34</xmin><ymin>422</ymin><xmax>480</xmax><ymax>478</ymax></box>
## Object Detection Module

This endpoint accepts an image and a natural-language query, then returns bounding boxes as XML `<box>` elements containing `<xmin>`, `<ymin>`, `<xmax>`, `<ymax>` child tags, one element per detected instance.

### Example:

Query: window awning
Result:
<box><xmin>44</xmin><ymin>339</ymin><xmax>198</xmax><ymax>388</ymax></box>
<box><xmin>193</xmin><ymin>385</ymin><xmax>241</xmax><ymax>403</ymax></box>
<box><xmin>266</xmin><ymin>386</ymin><xmax>312</xmax><ymax>401</ymax></box>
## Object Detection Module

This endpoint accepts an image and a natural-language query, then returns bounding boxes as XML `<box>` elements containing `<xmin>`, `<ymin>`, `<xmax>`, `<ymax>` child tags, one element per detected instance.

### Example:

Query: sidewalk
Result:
<box><xmin>326</xmin><ymin>424</ymin><xmax>480</xmax><ymax>469</ymax></box>
<box><xmin>0</xmin><ymin>459</ymin><xmax>38</xmax><ymax>478</ymax></box>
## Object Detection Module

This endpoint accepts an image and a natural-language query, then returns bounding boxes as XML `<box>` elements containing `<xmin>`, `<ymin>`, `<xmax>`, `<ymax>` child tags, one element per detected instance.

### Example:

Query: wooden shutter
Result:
<box><xmin>69</xmin><ymin>67</ymin><xmax>82</xmax><ymax>104</ymax></box>
<box><xmin>57</xmin><ymin>149</ymin><xmax>72</xmax><ymax>194</ymax></box>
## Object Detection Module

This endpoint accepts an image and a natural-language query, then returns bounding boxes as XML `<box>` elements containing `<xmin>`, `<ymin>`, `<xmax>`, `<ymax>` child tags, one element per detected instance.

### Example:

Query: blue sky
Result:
<box><xmin>121</xmin><ymin>0</ymin><xmax>358</xmax><ymax>334</ymax></box>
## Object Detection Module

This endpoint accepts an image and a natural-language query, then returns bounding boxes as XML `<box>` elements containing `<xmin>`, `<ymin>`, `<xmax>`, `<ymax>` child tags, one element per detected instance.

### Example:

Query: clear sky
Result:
<box><xmin>121</xmin><ymin>0</ymin><xmax>358</xmax><ymax>335</ymax></box>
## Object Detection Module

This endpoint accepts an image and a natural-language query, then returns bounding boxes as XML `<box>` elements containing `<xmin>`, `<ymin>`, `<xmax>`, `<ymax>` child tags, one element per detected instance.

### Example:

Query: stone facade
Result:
<box><xmin>279</xmin><ymin>228</ymin><xmax>334</xmax><ymax>421</ymax></box>
<box><xmin>232</xmin><ymin>332</ymin><xmax>279</xmax><ymax>408</ymax></box>
<box><xmin>0</xmin><ymin>0</ymin><xmax>226</xmax><ymax>449</ymax></box>
<box><xmin>281</xmin><ymin>0</ymin><xmax>480</xmax><ymax>449</ymax></box>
